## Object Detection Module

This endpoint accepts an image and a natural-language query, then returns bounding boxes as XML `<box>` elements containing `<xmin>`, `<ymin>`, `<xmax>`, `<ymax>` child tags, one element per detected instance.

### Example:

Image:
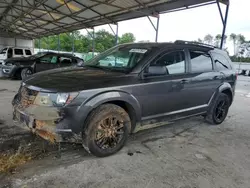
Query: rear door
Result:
<box><xmin>185</xmin><ymin>48</ymin><xmax>223</xmax><ymax>108</ymax></box>
<box><xmin>35</xmin><ymin>54</ymin><xmax>59</xmax><ymax>72</ymax></box>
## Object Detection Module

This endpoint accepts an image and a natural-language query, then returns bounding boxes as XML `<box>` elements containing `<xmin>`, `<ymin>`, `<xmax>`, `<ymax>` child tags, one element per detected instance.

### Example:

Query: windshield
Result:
<box><xmin>84</xmin><ymin>46</ymin><xmax>151</xmax><ymax>72</ymax></box>
<box><xmin>0</xmin><ymin>48</ymin><xmax>7</xmax><ymax>54</ymax></box>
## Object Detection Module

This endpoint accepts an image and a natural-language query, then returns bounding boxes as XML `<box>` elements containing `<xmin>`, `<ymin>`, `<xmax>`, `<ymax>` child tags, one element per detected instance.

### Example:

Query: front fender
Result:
<box><xmin>218</xmin><ymin>82</ymin><xmax>233</xmax><ymax>93</ymax></box>
<box><xmin>72</xmin><ymin>91</ymin><xmax>141</xmax><ymax>133</ymax></box>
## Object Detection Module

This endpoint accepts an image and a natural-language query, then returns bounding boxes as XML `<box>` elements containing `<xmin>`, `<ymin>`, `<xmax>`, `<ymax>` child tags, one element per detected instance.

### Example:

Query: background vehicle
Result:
<box><xmin>0</xmin><ymin>47</ymin><xmax>32</xmax><ymax>64</ymax></box>
<box><xmin>2</xmin><ymin>52</ymin><xmax>84</xmax><ymax>79</ymax></box>
<box><xmin>12</xmin><ymin>41</ymin><xmax>237</xmax><ymax>157</ymax></box>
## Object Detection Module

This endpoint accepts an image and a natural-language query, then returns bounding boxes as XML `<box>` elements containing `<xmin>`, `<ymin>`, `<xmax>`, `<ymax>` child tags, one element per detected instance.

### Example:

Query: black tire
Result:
<box><xmin>206</xmin><ymin>93</ymin><xmax>230</xmax><ymax>125</ymax></box>
<box><xmin>83</xmin><ymin>104</ymin><xmax>131</xmax><ymax>157</ymax></box>
<box><xmin>21</xmin><ymin>68</ymin><xmax>33</xmax><ymax>80</ymax></box>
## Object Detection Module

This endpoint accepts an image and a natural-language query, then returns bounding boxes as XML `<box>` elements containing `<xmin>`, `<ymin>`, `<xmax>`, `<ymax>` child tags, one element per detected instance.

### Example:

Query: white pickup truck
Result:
<box><xmin>0</xmin><ymin>47</ymin><xmax>33</xmax><ymax>64</ymax></box>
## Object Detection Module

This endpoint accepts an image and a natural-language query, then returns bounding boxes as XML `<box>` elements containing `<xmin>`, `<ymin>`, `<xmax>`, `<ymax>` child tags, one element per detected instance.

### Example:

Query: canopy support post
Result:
<box><xmin>72</xmin><ymin>33</ymin><xmax>74</xmax><ymax>54</ymax></box>
<box><xmin>57</xmin><ymin>34</ymin><xmax>60</xmax><ymax>52</ymax></box>
<box><xmin>38</xmin><ymin>38</ymin><xmax>41</xmax><ymax>52</ymax></box>
<box><xmin>108</xmin><ymin>23</ymin><xmax>119</xmax><ymax>45</ymax></box>
<box><xmin>147</xmin><ymin>13</ymin><xmax>160</xmax><ymax>42</ymax></box>
<box><xmin>217</xmin><ymin>0</ymin><xmax>230</xmax><ymax>49</ymax></box>
<box><xmin>92</xmin><ymin>28</ymin><xmax>95</xmax><ymax>58</ymax></box>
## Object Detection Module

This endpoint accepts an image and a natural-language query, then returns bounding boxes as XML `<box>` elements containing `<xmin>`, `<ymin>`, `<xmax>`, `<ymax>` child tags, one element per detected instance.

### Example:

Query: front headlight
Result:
<box><xmin>5</xmin><ymin>62</ymin><xmax>14</xmax><ymax>66</ymax></box>
<box><xmin>34</xmin><ymin>92</ymin><xmax>79</xmax><ymax>106</ymax></box>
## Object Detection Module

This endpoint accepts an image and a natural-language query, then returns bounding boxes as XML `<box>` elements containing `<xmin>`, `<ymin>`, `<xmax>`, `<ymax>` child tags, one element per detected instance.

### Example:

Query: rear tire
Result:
<box><xmin>83</xmin><ymin>104</ymin><xmax>131</xmax><ymax>157</ymax></box>
<box><xmin>205</xmin><ymin>93</ymin><xmax>230</xmax><ymax>125</ymax></box>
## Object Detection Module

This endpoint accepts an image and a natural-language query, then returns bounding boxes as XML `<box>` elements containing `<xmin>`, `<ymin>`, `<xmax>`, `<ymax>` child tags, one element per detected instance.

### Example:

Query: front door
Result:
<box><xmin>138</xmin><ymin>50</ymin><xmax>191</xmax><ymax>121</ymax></box>
<box><xmin>35</xmin><ymin>54</ymin><xmax>59</xmax><ymax>72</ymax></box>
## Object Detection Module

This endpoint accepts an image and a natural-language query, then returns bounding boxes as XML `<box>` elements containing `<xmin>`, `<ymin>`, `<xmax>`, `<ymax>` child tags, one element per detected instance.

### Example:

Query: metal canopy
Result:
<box><xmin>0</xmin><ymin>0</ymin><xmax>229</xmax><ymax>39</ymax></box>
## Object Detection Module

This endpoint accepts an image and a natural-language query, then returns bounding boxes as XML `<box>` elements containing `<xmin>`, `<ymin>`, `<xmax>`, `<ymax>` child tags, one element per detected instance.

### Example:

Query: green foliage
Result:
<box><xmin>230</xmin><ymin>56</ymin><xmax>250</xmax><ymax>63</ymax></box>
<box><xmin>119</xmin><ymin>33</ymin><xmax>136</xmax><ymax>44</ymax></box>
<box><xmin>34</xmin><ymin>30</ymin><xmax>136</xmax><ymax>53</ymax></box>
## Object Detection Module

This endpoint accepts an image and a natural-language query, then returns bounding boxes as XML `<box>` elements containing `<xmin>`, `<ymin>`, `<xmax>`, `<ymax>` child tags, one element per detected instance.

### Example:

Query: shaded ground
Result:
<box><xmin>0</xmin><ymin>76</ymin><xmax>250</xmax><ymax>188</ymax></box>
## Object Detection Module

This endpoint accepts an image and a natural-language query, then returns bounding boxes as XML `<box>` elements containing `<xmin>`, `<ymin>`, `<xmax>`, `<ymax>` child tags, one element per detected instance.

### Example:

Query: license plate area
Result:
<box><xmin>13</xmin><ymin>109</ymin><xmax>31</xmax><ymax>128</ymax></box>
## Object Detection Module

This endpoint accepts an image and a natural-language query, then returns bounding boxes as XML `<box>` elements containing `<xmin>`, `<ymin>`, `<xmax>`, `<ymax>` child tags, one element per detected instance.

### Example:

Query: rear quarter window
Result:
<box><xmin>14</xmin><ymin>49</ymin><xmax>24</xmax><ymax>55</ymax></box>
<box><xmin>212</xmin><ymin>52</ymin><xmax>232</xmax><ymax>70</ymax></box>
<box><xmin>25</xmin><ymin>49</ymin><xmax>32</xmax><ymax>55</ymax></box>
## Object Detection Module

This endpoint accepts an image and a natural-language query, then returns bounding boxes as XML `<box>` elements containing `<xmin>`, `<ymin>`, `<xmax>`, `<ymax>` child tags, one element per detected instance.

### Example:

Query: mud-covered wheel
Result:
<box><xmin>83</xmin><ymin>104</ymin><xmax>131</xmax><ymax>157</ymax></box>
<box><xmin>21</xmin><ymin>68</ymin><xmax>33</xmax><ymax>80</ymax></box>
<box><xmin>206</xmin><ymin>93</ymin><xmax>230</xmax><ymax>125</ymax></box>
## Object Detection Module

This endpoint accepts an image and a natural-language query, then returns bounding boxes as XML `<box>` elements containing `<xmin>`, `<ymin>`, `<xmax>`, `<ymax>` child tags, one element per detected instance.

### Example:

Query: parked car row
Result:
<box><xmin>1</xmin><ymin>51</ymin><xmax>84</xmax><ymax>80</ymax></box>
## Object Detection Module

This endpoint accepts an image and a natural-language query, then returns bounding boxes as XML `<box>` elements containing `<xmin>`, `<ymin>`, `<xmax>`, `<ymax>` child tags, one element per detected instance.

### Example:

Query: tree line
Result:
<box><xmin>34</xmin><ymin>30</ymin><xmax>136</xmax><ymax>53</ymax></box>
<box><xmin>197</xmin><ymin>33</ymin><xmax>250</xmax><ymax>62</ymax></box>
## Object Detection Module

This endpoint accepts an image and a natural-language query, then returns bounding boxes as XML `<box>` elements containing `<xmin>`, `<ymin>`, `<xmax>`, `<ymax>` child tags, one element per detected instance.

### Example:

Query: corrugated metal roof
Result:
<box><xmin>0</xmin><ymin>0</ymin><xmax>229</xmax><ymax>39</ymax></box>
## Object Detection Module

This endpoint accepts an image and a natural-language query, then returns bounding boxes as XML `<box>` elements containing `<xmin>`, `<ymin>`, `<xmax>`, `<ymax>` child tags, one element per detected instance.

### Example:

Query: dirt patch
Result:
<box><xmin>0</xmin><ymin>148</ymin><xmax>32</xmax><ymax>173</ymax></box>
<box><xmin>0</xmin><ymin>134</ymin><xmax>59</xmax><ymax>174</ymax></box>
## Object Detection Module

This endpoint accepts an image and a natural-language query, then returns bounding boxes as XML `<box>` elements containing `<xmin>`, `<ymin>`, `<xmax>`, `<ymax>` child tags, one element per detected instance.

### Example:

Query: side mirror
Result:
<box><xmin>144</xmin><ymin>66</ymin><xmax>167</xmax><ymax>76</ymax></box>
<box><xmin>36</xmin><ymin>59</ymin><xmax>40</xmax><ymax>63</ymax></box>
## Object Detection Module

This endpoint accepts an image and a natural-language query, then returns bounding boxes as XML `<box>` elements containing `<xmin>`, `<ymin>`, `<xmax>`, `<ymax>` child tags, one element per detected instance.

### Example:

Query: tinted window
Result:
<box><xmin>213</xmin><ymin>53</ymin><xmax>232</xmax><ymax>70</ymax></box>
<box><xmin>190</xmin><ymin>51</ymin><xmax>213</xmax><ymax>72</ymax></box>
<box><xmin>14</xmin><ymin>49</ymin><xmax>23</xmax><ymax>55</ymax></box>
<box><xmin>60</xmin><ymin>57</ymin><xmax>72</xmax><ymax>64</ymax></box>
<box><xmin>0</xmin><ymin>48</ymin><xmax>7</xmax><ymax>54</ymax></box>
<box><xmin>151</xmin><ymin>51</ymin><xmax>185</xmax><ymax>74</ymax></box>
<box><xmin>40</xmin><ymin>55</ymin><xmax>58</xmax><ymax>64</ymax></box>
<box><xmin>25</xmin><ymin>49</ymin><xmax>32</xmax><ymax>55</ymax></box>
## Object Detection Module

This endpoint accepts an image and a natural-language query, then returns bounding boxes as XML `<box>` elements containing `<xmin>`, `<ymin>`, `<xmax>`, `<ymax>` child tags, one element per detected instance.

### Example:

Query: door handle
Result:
<box><xmin>180</xmin><ymin>79</ymin><xmax>189</xmax><ymax>84</ymax></box>
<box><xmin>214</xmin><ymin>75</ymin><xmax>223</xmax><ymax>79</ymax></box>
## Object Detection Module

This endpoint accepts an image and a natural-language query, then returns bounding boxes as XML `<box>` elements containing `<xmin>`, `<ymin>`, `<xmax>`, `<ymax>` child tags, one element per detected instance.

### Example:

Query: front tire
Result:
<box><xmin>21</xmin><ymin>68</ymin><xmax>33</xmax><ymax>80</ymax></box>
<box><xmin>83</xmin><ymin>104</ymin><xmax>131</xmax><ymax>157</ymax></box>
<box><xmin>206</xmin><ymin>93</ymin><xmax>230</xmax><ymax>125</ymax></box>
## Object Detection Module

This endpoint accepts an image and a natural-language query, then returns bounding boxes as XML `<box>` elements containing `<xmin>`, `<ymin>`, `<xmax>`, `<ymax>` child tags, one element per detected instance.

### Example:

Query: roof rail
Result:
<box><xmin>174</xmin><ymin>40</ymin><xmax>215</xmax><ymax>49</ymax></box>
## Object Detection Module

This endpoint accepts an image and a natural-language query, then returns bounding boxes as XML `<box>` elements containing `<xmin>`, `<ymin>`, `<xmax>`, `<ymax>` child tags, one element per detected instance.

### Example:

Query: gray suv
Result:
<box><xmin>12</xmin><ymin>41</ymin><xmax>237</xmax><ymax>157</ymax></box>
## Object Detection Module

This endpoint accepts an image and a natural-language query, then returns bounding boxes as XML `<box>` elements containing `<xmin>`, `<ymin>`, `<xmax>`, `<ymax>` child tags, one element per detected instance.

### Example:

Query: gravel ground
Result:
<box><xmin>0</xmin><ymin>76</ymin><xmax>250</xmax><ymax>188</ymax></box>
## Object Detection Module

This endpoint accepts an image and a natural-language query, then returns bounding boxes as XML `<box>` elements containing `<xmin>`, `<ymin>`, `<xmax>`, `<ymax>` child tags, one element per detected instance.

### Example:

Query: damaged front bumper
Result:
<box><xmin>12</xmin><ymin>88</ymin><xmax>82</xmax><ymax>143</ymax></box>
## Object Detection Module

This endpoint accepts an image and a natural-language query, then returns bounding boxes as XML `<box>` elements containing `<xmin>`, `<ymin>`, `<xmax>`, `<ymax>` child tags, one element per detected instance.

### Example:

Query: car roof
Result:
<box><xmin>41</xmin><ymin>52</ymin><xmax>78</xmax><ymax>57</ymax></box>
<box><xmin>118</xmin><ymin>40</ymin><xmax>223</xmax><ymax>52</ymax></box>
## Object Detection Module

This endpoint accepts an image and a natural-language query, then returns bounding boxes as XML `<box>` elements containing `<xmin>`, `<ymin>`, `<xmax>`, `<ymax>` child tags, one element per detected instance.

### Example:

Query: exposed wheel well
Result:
<box><xmin>104</xmin><ymin>100</ymin><xmax>137</xmax><ymax>133</ymax></box>
<box><xmin>221</xmin><ymin>89</ymin><xmax>233</xmax><ymax>105</ymax></box>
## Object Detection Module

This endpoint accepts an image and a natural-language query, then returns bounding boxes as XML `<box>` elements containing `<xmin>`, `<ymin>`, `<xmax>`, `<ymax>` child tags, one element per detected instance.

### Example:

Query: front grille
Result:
<box><xmin>16</xmin><ymin>86</ymin><xmax>38</xmax><ymax>109</ymax></box>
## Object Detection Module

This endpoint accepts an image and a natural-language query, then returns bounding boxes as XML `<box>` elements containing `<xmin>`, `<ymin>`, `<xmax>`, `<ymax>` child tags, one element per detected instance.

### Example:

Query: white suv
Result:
<box><xmin>0</xmin><ymin>47</ymin><xmax>33</xmax><ymax>64</ymax></box>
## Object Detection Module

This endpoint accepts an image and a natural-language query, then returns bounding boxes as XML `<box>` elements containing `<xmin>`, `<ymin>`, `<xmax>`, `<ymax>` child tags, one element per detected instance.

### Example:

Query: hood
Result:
<box><xmin>24</xmin><ymin>66</ymin><xmax>130</xmax><ymax>92</ymax></box>
<box><xmin>6</xmin><ymin>56</ymin><xmax>34</xmax><ymax>63</ymax></box>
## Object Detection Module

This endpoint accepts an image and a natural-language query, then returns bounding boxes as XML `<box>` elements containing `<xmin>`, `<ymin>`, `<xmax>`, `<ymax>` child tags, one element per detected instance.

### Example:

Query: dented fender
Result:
<box><xmin>72</xmin><ymin>90</ymin><xmax>142</xmax><ymax>133</ymax></box>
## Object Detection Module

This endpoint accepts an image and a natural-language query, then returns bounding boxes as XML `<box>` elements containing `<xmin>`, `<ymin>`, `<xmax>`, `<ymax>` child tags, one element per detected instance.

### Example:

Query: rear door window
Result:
<box><xmin>14</xmin><ymin>48</ymin><xmax>24</xmax><ymax>55</ymax></box>
<box><xmin>40</xmin><ymin>55</ymin><xmax>58</xmax><ymax>64</ymax></box>
<box><xmin>212</xmin><ymin>52</ymin><xmax>232</xmax><ymax>70</ymax></box>
<box><xmin>25</xmin><ymin>49</ymin><xmax>32</xmax><ymax>55</ymax></box>
<box><xmin>189</xmin><ymin>51</ymin><xmax>213</xmax><ymax>72</ymax></box>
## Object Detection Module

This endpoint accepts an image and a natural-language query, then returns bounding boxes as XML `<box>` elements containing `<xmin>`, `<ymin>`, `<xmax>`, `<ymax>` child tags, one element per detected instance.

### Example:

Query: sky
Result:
<box><xmin>80</xmin><ymin>0</ymin><xmax>250</xmax><ymax>55</ymax></box>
